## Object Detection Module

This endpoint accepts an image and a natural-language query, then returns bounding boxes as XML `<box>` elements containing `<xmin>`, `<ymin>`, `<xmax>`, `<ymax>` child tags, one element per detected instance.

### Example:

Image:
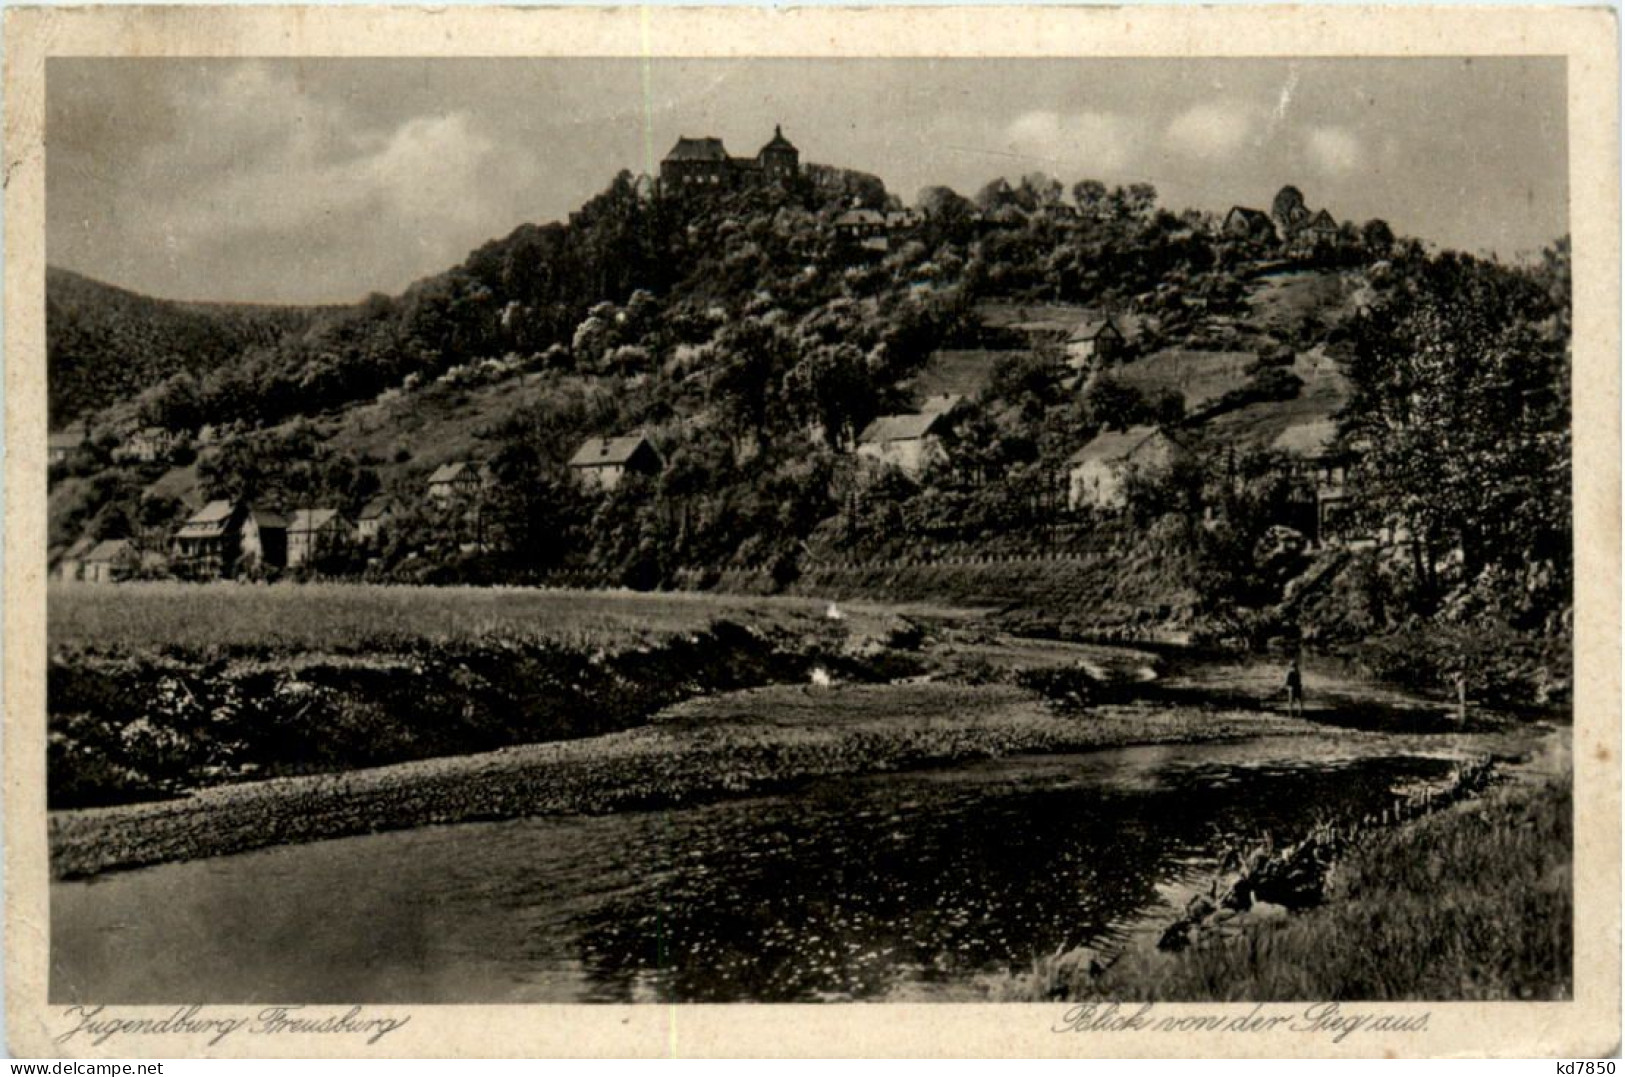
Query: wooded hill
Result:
<box><xmin>46</xmin><ymin>168</ymin><xmax>1572</xmax><ymax>701</ymax></box>
<box><xmin>47</xmin><ymin>267</ymin><xmax>339</xmax><ymax>426</ymax></box>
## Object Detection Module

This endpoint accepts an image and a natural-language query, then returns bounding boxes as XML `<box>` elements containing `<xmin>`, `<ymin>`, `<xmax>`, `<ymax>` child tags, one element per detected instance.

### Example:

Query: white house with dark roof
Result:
<box><xmin>357</xmin><ymin>497</ymin><xmax>397</xmax><ymax>542</ymax></box>
<box><xmin>427</xmin><ymin>461</ymin><xmax>484</xmax><ymax>504</ymax></box>
<box><xmin>1065</xmin><ymin>317</ymin><xmax>1125</xmax><ymax>371</ymax></box>
<box><xmin>568</xmin><ymin>435</ymin><xmax>662</xmax><ymax>492</ymax></box>
<box><xmin>82</xmin><ymin>539</ymin><xmax>138</xmax><ymax>584</ymax></box>
<box><xmin>856</xmin><ymin>410</ymin><xmax>957</xmax><ymax>477</ymax></box>
<box><xmin>1066</xmin><ymin>425</ymin><xmax>1186</xmax><ymax>511</ymax></box>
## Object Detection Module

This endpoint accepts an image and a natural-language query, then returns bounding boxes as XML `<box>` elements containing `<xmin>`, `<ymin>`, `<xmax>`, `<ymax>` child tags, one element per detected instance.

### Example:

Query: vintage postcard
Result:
<box><xmin>4</xmin><ymin>4</ymin><xmax>1618</xmax><ymax>1059</ymax></box>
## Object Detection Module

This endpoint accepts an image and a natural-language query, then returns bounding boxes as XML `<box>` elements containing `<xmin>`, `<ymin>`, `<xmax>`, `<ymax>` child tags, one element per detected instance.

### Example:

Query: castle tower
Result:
<box><xmin>756</xmin><ymin>125</ymin><xmax>799</xmax><ymax>182</ymax></box>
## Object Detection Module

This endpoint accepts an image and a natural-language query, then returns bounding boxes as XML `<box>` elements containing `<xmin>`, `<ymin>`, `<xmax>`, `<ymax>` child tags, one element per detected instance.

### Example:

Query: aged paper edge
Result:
<box><xmin>3</xmin><ymin>4</ymin><xmax>1618</xmax><ymax>1059</ymax></box>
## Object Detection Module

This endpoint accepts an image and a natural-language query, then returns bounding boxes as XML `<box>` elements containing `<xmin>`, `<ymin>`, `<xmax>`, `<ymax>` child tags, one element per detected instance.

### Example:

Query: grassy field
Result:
<box><xmin>1029</xmin><ymin>772</ymin><xmax>1572</xmax><ymax>1001</ymax></box>
<box><xmin>48</xmin><ymin>580</ymin><xmax>942</xmax><ymax>654</ymax></box>
<box><xmin>1199</xmin><ymin>347</ymin><xmax>1350</xmax><ymax>448</ymax></box>
<box><xmin>1115</xmin><ymin>348</ymin><xmax>1256</xmax><ymax>410</ymax></box>
<box><xmin>1246</xmin><ymin>269</ymin><xmax>1361</xmax><ymax>340</ymax></box>
<box><xmin>910</xmin><ymin>348</ymin><xmax>1020</xmax><ymax>399</ymax></box>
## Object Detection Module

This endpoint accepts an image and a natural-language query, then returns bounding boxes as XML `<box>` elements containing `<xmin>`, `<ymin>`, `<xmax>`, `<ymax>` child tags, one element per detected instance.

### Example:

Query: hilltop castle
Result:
<box><xmin>659</xmin><ymin>125</ymin><xmax>800</xmax><ymax>191</ymax></box>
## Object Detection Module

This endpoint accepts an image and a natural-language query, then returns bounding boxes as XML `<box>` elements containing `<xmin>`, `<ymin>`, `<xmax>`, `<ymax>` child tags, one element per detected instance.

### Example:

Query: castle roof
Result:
<box><xmin>665</xmin><ymin>137</ymin><xmax>729</xmax><ymax>163</ymax></box>
<box><xmin>759</xmin><ymin>125</ymin><xmax>796</xmax><ymax>153</ymax></box>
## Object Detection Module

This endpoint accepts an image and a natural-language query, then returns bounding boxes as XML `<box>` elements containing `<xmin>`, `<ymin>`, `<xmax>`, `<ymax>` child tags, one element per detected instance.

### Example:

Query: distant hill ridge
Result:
<box><xmin>46</xmin><ymin>266</ymin><xmax>342</xmax><ymax>426</ymax></box>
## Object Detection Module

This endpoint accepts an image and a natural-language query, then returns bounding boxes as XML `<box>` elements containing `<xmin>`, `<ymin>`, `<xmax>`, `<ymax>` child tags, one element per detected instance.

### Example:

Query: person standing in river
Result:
<box><xmin>1284</xmin><ymin>658</ymin><xmax>1305</xmax><ymax>717</ymax></box>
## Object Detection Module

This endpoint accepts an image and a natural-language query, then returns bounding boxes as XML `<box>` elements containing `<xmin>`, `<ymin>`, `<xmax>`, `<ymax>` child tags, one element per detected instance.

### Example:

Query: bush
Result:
<box><xmin>1014</xmin><ymin>666</ymin><xmax>1101</xmax><ymax>715</ymax></box>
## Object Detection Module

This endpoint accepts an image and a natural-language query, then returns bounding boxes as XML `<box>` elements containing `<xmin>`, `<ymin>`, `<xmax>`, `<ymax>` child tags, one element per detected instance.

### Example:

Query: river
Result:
<box><xmin>51</xmin><ymin>733</ymin><xmax>1497</xmax><ymax>1003</ymax></box>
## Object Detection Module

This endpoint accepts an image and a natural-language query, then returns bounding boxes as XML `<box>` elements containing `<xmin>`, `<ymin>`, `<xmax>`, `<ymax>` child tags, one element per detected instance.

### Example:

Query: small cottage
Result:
<box><xmin>1306</xmin><ymin>209</ymin><xmax>1340</xmax><ymax>243</ymax></box>
<box><xmin>569</xmin><ymin>435</ymin><xmax>662</xmax><ymax>492</ymax></box>
<box><xmin>357</xmin><ymin>497</ymin><xmax>396</xmax><ymax>542</ymax></box>
<box><xmin>1271</xmin><ymin>419</ymin><xmax>1352</xmax><ymax>543</ymax></box>
<box><xmin>1067</xmin><ymin>426</ymin><xmax>1185</xmax><ymax>511</ymax></box>
<box><xmin>240</xmin><ymin>508</ymin><xmax>287</xmax><ymax>572</ymax></box>
<box><xmin>856</xmin><ymin>410</ymin><xmax>955</xmax><ymax>477</ymax></box>
<box><xmin>1065</xmin><ymin>317</ymin><xmax>1125</xmax><ymax>371</ymax></box>
<box><xmin>427</xmin><ymin>461</ymin><xmax>484</xmax><ymax>504</ymax></box>
<box><xmin>53</xmin><ymin>535</ymin><xmax>96</xmax><ymax>581</ymax></box>
<box><xmin>1223</xmin><ymin>206</ymin><xmax>1277</xmax><ymax>243</ymax></box>
<box><xmin>286</xmin><ymin>508</ymin><xmax>352</xmax><ymax>567</ymax></box>
<box><xmin>48</xmin><ymin>423</ymin><xmax>88</xmax><ymax>465</ymax></box>
<box><xmin>834</xmin><ymin>208</ymin><xmax>888</xmax><ymax>242</ymax></box>
<box><xmin>117</xmin><ymin>427</ymin><xmax>178</xmax><ymax>464</ymax></box>
<box><xmin>82</xmin><ymin>539</ymin><xmax>137</xmax><ymax>584</ymax></box>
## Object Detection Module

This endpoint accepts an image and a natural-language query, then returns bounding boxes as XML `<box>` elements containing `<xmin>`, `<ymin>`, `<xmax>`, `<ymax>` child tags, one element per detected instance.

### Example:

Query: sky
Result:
<box><xmin>46</xmin><ymin>57</ymin><xmax>1568</xmax><ymax>305</ymax></box>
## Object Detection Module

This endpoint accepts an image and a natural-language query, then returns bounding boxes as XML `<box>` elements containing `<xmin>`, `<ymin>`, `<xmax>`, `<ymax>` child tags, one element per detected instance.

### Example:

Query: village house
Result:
<box><xmin>173</xmin><ymin>500</ymin><xmax>239</xmax><ymax>576</ymax></box>
<box><xmin>1064</xmin><ymin>317</ymin><xmax>1126</xmax><ymax>372</ymax></box>
<box><xmin>658</xmin><ymin>126</ymin><xmax>799</xmax><ymax>191</ymax></box>
<box><xmin>1066</xmin><ymin>425</ymin><xmax>1186</xmax><ymax>511</ymax></box>
<box><xmin>856</xmin><ymin>409</ymin><xmax>956</xmax><ymax>477</ymax></box>
<box><xmin>1306</xmin><ymin>209</ymin><xmax>1340</xmax><ymax>244</ymax></box>
<box><xmin>833</xmin><ymin>208</ymin><xmax>890</xmax><ymax>252</ymax></box>
<box><xmin>568</xmin><ymin>435</ymin><xmax>663</xmax><ymax>492</ymax></box>
<box><xmin>357</xmin><ymin>497</ymin><xmax>396</xmax><ymax>542</ymax></box>
<box><xmin>115</xmin><ymin>426</ymin><xmax>179</xmax><ymax>464</ymax></box>
<box><xmin>52</xmin><ymin>535</ymin><xmax>97</xmax><ymax>581</ymax></box>
<box><xmin>427</xmin><ymin>461</ymin><xmax>485</xmax><ymax>505</ymax></box>
<box><xmin>48</xmin><ymin>423</ymin><xmax>88</xmax><ymax>465</ymax></box>
<box><xmin>885</xmin><ymin>209</ymin><xmax>921</xmax><ymax>231</ymax></box>
<box><xmin>240</xmin><ymin>508</ymin><xmax>287</xmax><ymax>571</ymax></box>
<box><xmin>1271</xmin><ymin>419</ymin><xmax>1353</xmax><ymax>544</ymax></box>
<box><xmin>285</xmin><ymin>509</ymin><xmax>352</xmax><ymax>568</ymax></box>
<box><xmin>81</xmin><ymin>539</ymin><xmax>137</xmax><ymax>584</ymax></box>
<box><xmin>1223</xmin><ymin>206</ymin><xmax>1277</xmax><ymax>243</ymax></box>
<box><xmin>172</xmin><ymin>500</ymin><xmax>287</xmax><ymax>578</ymax></box>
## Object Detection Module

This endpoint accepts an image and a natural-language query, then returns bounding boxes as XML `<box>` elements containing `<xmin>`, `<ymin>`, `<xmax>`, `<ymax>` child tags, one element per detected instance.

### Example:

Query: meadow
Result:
<box><xmin>47</xmin><ymin>580</ymin><xmax>937</xmax><ymax>655</ymax></box>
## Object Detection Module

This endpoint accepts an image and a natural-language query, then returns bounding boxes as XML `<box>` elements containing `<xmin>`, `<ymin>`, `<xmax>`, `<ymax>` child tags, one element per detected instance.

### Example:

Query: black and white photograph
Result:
<box><xmin>10</xmin><ymin>7</ymin><xmax>1617</xmax><ymax>1055</ymax></box>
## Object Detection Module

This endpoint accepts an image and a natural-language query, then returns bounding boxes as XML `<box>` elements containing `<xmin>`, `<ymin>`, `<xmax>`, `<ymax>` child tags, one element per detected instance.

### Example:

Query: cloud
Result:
<box><xmin>1164</xmin><ymin>101</ymin><xmax>1262</xmax><ymax>161</ymax></box>
<box><xmin>1002</xmin><ymin>109</ymin><xmax>1140</xmax><ymax>174</ymax></box>
<box><xmin>1306</xmin><ymin>126</ymin><xmax>1362</xmax><ymax>175</ymax></box>
<box><xmin>52</xmin><ymin>60</ymin><xmax>514</xmax><ymax>300</ymax></box>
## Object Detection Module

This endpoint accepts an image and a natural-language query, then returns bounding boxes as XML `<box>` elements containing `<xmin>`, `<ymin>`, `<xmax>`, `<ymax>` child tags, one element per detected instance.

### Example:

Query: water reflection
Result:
<box><xmin>52</xmin><ymin>738</ymin><xmax>1466</xmax><ymax>1003</ymax></box>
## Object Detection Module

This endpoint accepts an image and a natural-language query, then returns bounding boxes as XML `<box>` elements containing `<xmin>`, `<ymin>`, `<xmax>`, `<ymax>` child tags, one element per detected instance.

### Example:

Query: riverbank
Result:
<box><xmin>50</xmin><ymin>679</ymin><xmax>1319</xmax><ymax>879</ymax></box>
<box><xmin>1013</xmin><ymin>761</ymin><xmax>1572</xmax><ymax>1001</ymax></box>
<box><xmin>49</xmin><ymin>583</ymin><xmax>971</xmax><ymax>809</ymax></box>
